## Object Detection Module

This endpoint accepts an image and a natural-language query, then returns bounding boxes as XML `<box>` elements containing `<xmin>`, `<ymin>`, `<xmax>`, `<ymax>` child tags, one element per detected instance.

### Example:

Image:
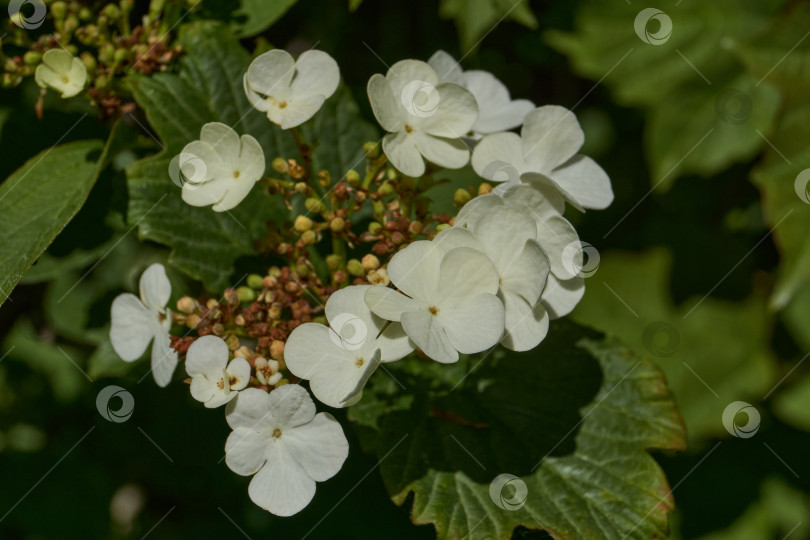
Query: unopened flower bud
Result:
<box><xmin>330</xmin><ymin>217</ymin><xmax>345</xmax><ymax>233</ymax></box>
<box><xmin>345</xmin><ymin>169</ymin><xmax>360</xmax><ymax>187</ymax></box>
<box><xmin>294</xmin><ymin>263</ymin><xmax>310</xmax><ymax>277</ymax></box>
<box><xmin>313</xmin><ymin>315</ymin><xmax>328</xmax><ymax>325</ymax></box>
<box><xmin>363</xmin><ymin>141</ymin><xmax>379</xmax><ymax>158</ymax></box>
<box><xmin>263</xmin><ymin>275</ymin><xmax>277</xmax><ymax>288</ymax></box>
<box><xmin>186</xmin><ymin>313</ymin><xmax>201</xmax><ymax>328</ymax></box>
<box><xmin>103</xmin><ymin>4</ymin><xmax>121</xmax><ymax>19</ymax></box>
<box><xmin>268</xmin><ymin>302</ymin><xmax>282</xmax><ymax>319</ymax></box>
<box><xmin>237</xmin><ymin>286</ymin><xmax>256</xmax><ymax>302</ymax></box>
<box><xmin>51</xmin><ymin>1</ymin><xmax>67</xmax><ymax>19</ymax></box>
<box><xmin>23</xmin><ymin>51</ymin><xmax>41</xmax><ymax>66</ymax></box>
<box><xmin>333</xmin><ymin>270</ymin><xmax>348</xmax><ymax>283</ymax></box>
<box><xmin>305</xmin><ymin>197</ymin><xmax>324</xmax><ymax>213</ymax></box>
<box><xmin>408</xmin><ymin>221</ymin><xmax>423</xmax><ymax>235</ymax></box>
<box><xmin>234</xmin><ymin>314</ymin><xmax>246</xmax><ymax>326</ymax></box>
<box><xmin>391</xmin><ymin>231</ymin><xmax>405</xmax><ymax>245</ymax></box>
<box><xmin>80</xmin><ymin>52</ymin><xmax>96</xmax><ymax>72</ymax></box>
<box><xmin>368</xmin><ymin>222</ymin><xmax>383</xmax><ymax>235</ymax></box>
<box><xmin>300</xmin><ymin>230</ymin><xmax>317</xmax><ymax>245</ymax></box>
<box><xmin>270</xmin><ymin>340</ymin><xmax>285</xmax><ymax>361</ymax></box>
<box><xmin>212</xmin><ymin>323</ymin><xmax>225</xmax><ymax>336</ymax></box>
<box><xmin>326</xmin><ymin>254</ymin><xmax>342</xmax><ymax>271</ymax></box>
<box><xmin>247</xmin><ymin>274</ymin><xmax>264</xmax><ymax>289</ymax></box>
<box><xmin>206</xmin><ymin>299</ymin><xmax>219</xmax><ymax>309</ymax></box>
<box><xmin>284</xmin><ymin>281</ymin><xmax>300</xmax><ymax>293</ymax></box>
<box><xmin>276</xmin><ymin>242</ymin><xmax>292</xmax><ymax>256</ymax></box>
<box><xmin>361</xmin><ymin>254</ymin><xmax>380</xmax><ymax>272</ymax></box>
<box><xmin>386</xmin><ymin>167</ymin><xmax>397</xmax><ymax>180</ymax></box>
<box><xmin>478</xmin><ymin>182</ymin><xmax>493</xmax><ymax>195</ymax></box>
<box><xmin>436</xmin><ymin>223</ymin><xmax>451</xmax><ymax>232</ymax></box>
<box><xmin>373</xmin><ymin>200</ymin><xmax>385</xmax><ymax>216</ymax></box>
<box><xmin>318</xmin><ymin>170</ymin><xmax>331</xmax><ymax>187</ymax></box>
<box><xmin>272</xmin><ymin>157</ymin><xmax>288</xmax><ymax>174</ymax></box>
<box><xmin>176</xmin><ymin>296</ymin><xmax>196</xmax><ymax>314</ymax></box>
<box><xmin>225</xmin><ymin>334</ymin><xmax>240</xmax><ymax>350</ymax></box>
<box><xmin>378</xmin><ymin>183</ymin><xmax>393</xmax><ymax>196</ymax></box>
<box><xmin>346</xmin><ymin>259</ymin><xmax>364</xmax><ymax>277</ymax></box>
<box><xmin>454</xmin><ymin>188</ymin><xmax>472</xmax><ymax>207</ymax></box>
<box><xmin>294</xmin><ymin>215</ymin><xmax>313</xmax><ymax>232</ymax></box>
<box><xmin>224</xmin><ymin>288</ymin><xmax>239</xmax><ymax>305</ymax></box>
<box><xmin>234</xmin><ymin>346</ymin><xmax>252</xmax><ymax>358</ymax></box>
<box><xmin>294</xmin><ymin>182</ymin><xmax>307</xmax><ymax>193</ymax></box>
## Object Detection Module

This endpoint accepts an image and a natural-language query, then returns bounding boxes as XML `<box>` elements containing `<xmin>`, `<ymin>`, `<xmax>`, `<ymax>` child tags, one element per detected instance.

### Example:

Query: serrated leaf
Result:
<box><xmin>571</xmin><ymin>249</ymin><xmax>778</xmax><ymax>443</ymax></box>
<box><xmin>350</xmin><ymin>320</ymin><xmax>685</xmax><ymax>540</ymax></box>
<box><xmin>231</xmin><ymin>0</ymin><xmax>299</xmax><ymax>37</ymax></box>
<box><xmin>440</xmin><ymin>0</ymin><xmax>537</xmax><ymax>51</ymax></box>
<box><xmin>0</xmin><ymin>139</ymin><xmax>104</xmax><ymax>307</ymax></box>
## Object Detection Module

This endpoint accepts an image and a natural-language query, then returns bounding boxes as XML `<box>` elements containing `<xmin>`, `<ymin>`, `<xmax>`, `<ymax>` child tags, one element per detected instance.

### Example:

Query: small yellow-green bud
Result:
<box><xmin>304</xmin><ymin>197</ymin><xmax>324</xmax><ymax>213</ymax></box>
<box><xmin>295</xmin><ymin>263</ymin><xmax>310</xmax><ymax>277</ymax></box>
<box><xmin>346</xmin><ymin>259</ymin><xmax>364</xmax><ymax>277</ymax></box>
<box><xmin>247</xmin><ymin>274</ymin><xmax>265</xmax><ymax>289</ymax></box>
<box><xmin>330</xmin><ymin>217</ymin><xmax>345</xmax><ymax>233</ymax></box>
<box><xmin>294</xmin><ymin>182</ymin><xmax>307</xmax><ymax>193</ymax></box>
<box><xmin>99</xmin><ymin>43</ymin><xmax>114</xmax><ymax>64</ymax></box>
<box><xmin>294</xmin><ymin>215</ymin><xmax>313</xmax><ymax>232</ymax></box>
<box><xmin>225</xmin><ymin>334</ymin><xmax>241</xmax><ymax>350</ymax></box>
<box><xmin>368</xmin><ymin>222</ymin><xmax>383</xmax><ymax>235</ymax></box>
<box><xmin>64</xmin><ymin>16</ymin><xmax>79</xmax><ymax>34</ymax></box>
<box><xmin>478</xmin><ymin>182</ymin><xmax>493</xmax><ymax>195</ymax></box>
<box><xmin>186</xmin><ymin>313</ymin><xmax>201</xmax><ymax>328</ymax></box>
<box><xmin>113</xmin><ymin>48</ymin><xmax>128</xmax><ymax>64</ymax></box>
<box><xmin>78</xmin><ymin>7</ymin><xmax>93</xmax><ymax>20</ymax></box>
<box><xmin>272</xmin><ymin>157</ymin><xmax>288</xmax><ymax>174</ymax></box>
<box><xmin>408</xmin><ymin>221</ymin><xmax>423</xmax><ymax>235</ymax></box>
<box><xmin>176</xmin><ymin>296</ymin><xmax>196</xmax><ymax>314</ymax></box>
<box><xmin>363</xmin><ymin>141</ymin><xmax>379</xmax><ymax>158</ymax></box>
<box><xmin>378</xmin><ymin>183</ymin><xmax>394</xmax><ymax>196</ymax></box>
<box><xmin>300</xmin><ymin>230</ymin><xmax>317</xmax><ymax>245</ymax></box>
<box><xmin>80</xmin><ymin>52</ymin><xmax>96</xmax><ymax>71</ymax></box>
<box><xmin>270</xmin><ymin>340</ymin><xmax>285</xmax><ymax>361</ymax></box>
<box><xmin>237</xmin><ymin>286</ymin><xmax>257</xmax><ymax>302</ymax></box>
<box><xmin>318</xmin><ymin>170</ymin><xmax>331</xmax><ymax>187</ymax></box>
<box><xmin>326</xmin><ymin>254</ymin><xmax>342</xmax><ymax>271</ymax></box>
<box><xmin>51</xmin><ymin>1</ymin><xmax>67</xmax><ymax>19</ymax></box>
<box><xmin>361</xmin><ymin>254</ymin><xmax>380</xmax><ymax>272</ymax></box>
<box><xmin>454</xmin><ymin>188</ymin><xmax>472</xmax><ymax>207</ymax></box>
<box><xmin>103</xmin><ymin>4</ymin><xmax>121</xmax><ymax>19</ymax></box>
<box><xmin>23</xmin><ymin>51</ymin><xmax>41</xmax><ymax>66</ymax></box>
<box><xmin>269</xmin><ymin>267</ymin><xmax>281</xmax><ymax>277</ymax></box>
<box><xmin>345</xmin><ymin>169</ymin><xmax>361</xmax><ymax>187</ymax></box>
<box><xmin>386</xmin><ymin>167</ymin><xmax>397</xmax><ymax>180</ymax></box>
<box><xmin>436</xmin><ymin>223</ymin><xmax>451</xmax><ymax>232</ymax></box>
<box><xmin>313</xmin><ymin>315</ymin><xmax>328</xmax><ymax>325</ymax></box>
<box><xmin>373</xmin><ymin>200</ymin><xmax>385</xmax><ymax>216</ymax></box>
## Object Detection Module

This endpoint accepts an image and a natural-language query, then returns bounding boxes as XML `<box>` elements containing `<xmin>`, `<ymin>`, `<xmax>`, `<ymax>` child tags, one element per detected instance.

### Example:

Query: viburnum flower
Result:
<box><xmin>185</xmin><ymin>335</ymin><xmax>250</xmax><ymax>408</ymax></box>
<box><xmin>285</xmin><ymin>285</ymin><xmax>413</xmax><ymax>408</ymax></box>
<box><xmin>428</xmin><ymin>50</ymin><xmax>534</xmax><ymax>139</ymax></box>
<box><xmin>179</xmin><ymin>122</ymin><xmax>265</xmax><ymax>212</ymax></box>
<box><xmin>224</xmin><ymin>385</ymin><xmax>349</xmax><ymax>516</ymax></box>
<box><xmin>364</xmin><ymin>241</ymin><xmax>504</xmax><ymax>363</ymax></box>
<box><xmin>471</xmin><ymin>105</ymin><xmax>613</xmax><ymax>210</ymax></box>
<box><xmin>244</xmin><ymin>49</ymin><xmax>340</xmax><ymax>129</ymax></box>
<box><xmin>110</xmin><ymin>263</ymin><xmax>178</xmax><ymax>387</ymax></box>
<box><xmin>34</xmin><ymin>49</ymin><xmax>87</xmax><ymax>98</ymax></box>
<box><xmin>436</xmin><ymin>204</ymin><xmax>551</xmax><ymax>351</ymax></box>
<box><xmin>457</xmin><ymin>179</ymin><xmax>585</xmax><ymax>318</ymax></box>
<box><xmin>367</xmin><ymin>59</ymin><xmax>478</xmax><ymax>177</ymax></box>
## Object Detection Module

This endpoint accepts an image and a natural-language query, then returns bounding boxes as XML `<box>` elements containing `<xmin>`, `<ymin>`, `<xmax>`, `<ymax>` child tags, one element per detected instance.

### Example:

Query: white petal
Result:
<box><xmin>438</xmin><ymin>247</ymin><xmax>499</xmax><ymax>301</ymax></box>
<box><xmin>277</xmin><ymin>94</ymin><xmax>327</xmax><ymax>129</ymax></box>
<box><xmin>205</xmin><ymin>390</ymin><xmax>239</xmax><ymax>409</ymax></box>
<box><xmin>180</xmin><ymin>140</ymin><xmax>229</xmax><ymax>182</ymax></box>
<box><xmin>285</xmin><ymin>412</ymin><xmax>349</xmax><ymax>481</ymax></box>
<box><xmin>367</xmin><ymin>74</ymin><xmax>405</xmax><ymax>133</ymax></box>
<box><xmin>199</xmin><ymin>122</ymin><xmax>241</xmax><ymax>164</ymax></box>
<box><xmin>464</xmin><ymin>70</ymin><xmax>534</xmax><ymax>134</ymax></box>
<box><xmin>238</xmin><ymin>134</ymin><xmax>266</xmax><ymax>182</ymax></box>
<box><xmin>434</xmin><ymin>226</ymin><xmax>480</xmax><ymax>252</ymax></box>
<box><xmin>182</xmin><ymin>177</ymin><xmax>230</xmax><ymax>208</ymax></box>
<box><xmin>385</xmin><ymin>59</ymin><xmax>439</xmax><ymax>103</ymax></box>
<box><xmin>383</xmin><ymin>131</ymin><xmax>424</xmax><ymax>177</ymax></box>
<box><xmin>268</xmin><ymin>383</ymin><xmax>316</xmax><ymax>429</ymax></box>
<box><xmin>248</xmin><ymin>444</ymin><xmax>315</xmax><ymax>517</ymax></box>
<box><xmin>376</xmin><ymin>322</ymin><xmax>414</xmax><ymax>363</ymax></box>
<box><xmin>471</xmin><ymin>132</ymin><xmax>526</xmax><ymax>183</ymax></box>
<box><xmin>139</xmin><ymin>263</ymin><xmax>171</xmax><ymax>310</ymax></box>
<box><xmin>244</xmin><ymin>74</ymin><xmax>270</xmax><ymax>112</ymax></box>
<box><xmin>473</xmin><ymin>205</ymin><xmax>538</xmax><ymax>269</ymax></box>
<box><xmin>227</xmin><ymin>357</ymin><xmax>252</xmax><ymax>391</ymax></box>
<box><xmin>427</xmin><ymin>50</ymin><xmax>464</xmax><ymax>85</ymax></box>
<box><xmin>185</xmin><ymin>335</ymin><xmax>228</xmax><ymax>376</ymax></box>
<box><xmin>109</xmin><ymin>293</ymin><xmax>154</xmax><ymax>362</ymax></box>
<box><xmin>386</xmin><ymin>240</ymin><xmax>443</xmax><ymax>301</ymax></box>
<box><xmin>211</xmin><ymin>176</ymin><xmax>256</xmax><ymax>212</ymax></box>
<box><xmin>246</xmin><ymin>49</ymin><xmax>295</xmax><ymax>96</ymax></box>
<box><xmin>226</xmin><ymin>387</ymin><xmax>275</xmax><ymax>431</ymax></box>
<box><xmin>414</xmin><ymin>82</ymin><xmax>478</xmax><ymax>138</ymax></box>
<box><xmin>325</xmin><ymin>286</ymin><xmax>377</xmax><ymax>349</ymax></box>
<box><xmin>364</xmin><ymin>286</ymin><xmax>424</xmax><ymax>322</ymax></box>
<box><xmin>291</xmin><ymin>50</ymin><xmax>340</xmax><ymax>99</ymax></box>
<box><xmin>439</xmin><ymin>293</ymin><xmax>504</xmax><ymax>355</ymax></box>
<box><xmin>512</xmin><ymin>172</ymin><xmax>567</xmax><ymax>217</ymax></box>
<box><xmin>150</xmin><ymin>330</ymin><xmax>178</xmax><ymax>387</ymax></box>
<box><xmin>535</xmin><ymin>215</ymin><xmax>581</xmax><ymax>280</ymax></box>
<box><xmin>521</xmin><ymin>105</ymin><xmax>584</xmax><ymax>172</ymax></box>
<box><xmin>542</xmin><ymin>274</ymin><xmax>585</xmax><ymax>319</ymax></box>
<box><xmin>412</xmin><ymin>133</ymin><xmax>469</xmax><ymax>170</ymax></box>
<box><xmin>401</xmin><ymin>309</ymin><xmax>458</xmax><ymax>363</ymax></box>
<box><xmin>225</xmin><ymin>426</ymin><xmax>269</xmax><ymax>476</ymax></box>
<box><xmin>499</xmin><ymin>291</ymin><xmax>549</xmax><ymax>352</ymax></box>
<box><xmin>549</xmin><ymin>155</ymin><xmax>614</xmax><ymax>210</ymax></box>
<box><xmin>500</xmin><ymin>239</ymin><xmax>550</xmax><ymax>307</ymax></box>
<box><xmin>474</xmin><ymin>98</ymin><xmax>535</xmax><ymax>135</ymax></box>
<box><xmin>190</xmin><ymin>375</ymin><xmax>218</xmax><ymax>404</ymax></box>
<box><xmin>455</xmin><ymin>193</ymin><xmax>504</xmax><ymax>230</ymax></box>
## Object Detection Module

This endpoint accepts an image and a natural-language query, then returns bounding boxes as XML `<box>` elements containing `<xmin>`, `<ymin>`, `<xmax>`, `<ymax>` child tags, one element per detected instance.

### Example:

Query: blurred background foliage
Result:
<box><xmin>1</xmin><ymin>0</ymin><xmax>809</xmax><ymax>538</ymax></box>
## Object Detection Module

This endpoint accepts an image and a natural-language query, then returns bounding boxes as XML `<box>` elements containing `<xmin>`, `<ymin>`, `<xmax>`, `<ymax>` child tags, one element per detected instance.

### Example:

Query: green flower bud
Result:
<box><xmin>23</xmin><ymin>51</ymin><xmax>42</xmax><ymax>66</ymax></box>
<box><xmin>271</xmin><ymin>157</ymin><xmax>288</xmax><ymax>174</ymax></box>
<box><xmin>294</xmin><ymin>215</ymin><xmax>313</xmax><ymax>232</ymax></box>
<box><xmin>103</xmin><ymin>4</ymin><xmax>121</xmax><ymax>19</ymax></box>
<box><xmin>363</xmin><ymin>141</ymin><xmax>379</xmax><ymax>158</ymax></box>
<box><xmin>237</xmin><ymin>286</ymin><xmax>257</xmax><ymax>303</ymax></box>
<box><xmin>300</xmin><ymin>230</ymin><xmax>317</xmax><ymax>245</ymax></box>
<box><xmin>378</xmin><ymin>183</ymin><xmax>393</xmax><ymax>196</ymax></box>
<box><xmin>368</xmin><ymin>222</ymin><xmax>383</xmax><ymax>235</ymax></box>
<box><xmin>113</xmin><ymin>48</ymin><xmax>128</xmax><ymax>64</ymax></box>
<box><xmin>345</xmin><ymin>169</ymin><xmax>360</xmax><ymax>187</ymax></box>
<box><xmin>80</xmin><ymin>52</ymin><xmax>96</xmax><ymax>72</ymax></box>
<box><xmin>51</xmin><ymin>1</ymin><xmax>67</xmax><ymax>19</ymax></box>
<box><xmin>330</xmin><ymin>217</ymin><xmax>345</xmax><ymax>233</ymax></box>
<box><xmin>454</xmin><ymin>188</ymin><xmax>472</xmax><ymax>207</ymax></box>
<box><xmin>318</xmin><ymin>170</ymin><xmax>331</xmax><ymax>187</ymax></box>
<box><xmin>304</xmin><ymin>197</ymin><xmax>324</xmax><ymax>213</ymax></box>
<box><xmin>326</xmin><ymin>254</ymin><xmax>341</xmax><ymax>271</ymax></box>
<box><xmin>436</xmin><ymin>223</ymin><xmax>450</xmax><ymax>232</ymax></box>
<box><xmin>247</xmin><ymin>274</ymin><xmax>265</xmax><ymax>289</ymax></box>
<box><xmin>78</xmin><ymin>7</ymin><xmax>93</xmax><ymax>20</ymax></box>
<box><xmin>295</xmin><ymin>263</ymin><xmax>311</xmax><ymax>278</ymax></box>
<box><xmin>346</xmin><ymin>259</ymin><xmax>364</xmax><ymax>277</ymax></box>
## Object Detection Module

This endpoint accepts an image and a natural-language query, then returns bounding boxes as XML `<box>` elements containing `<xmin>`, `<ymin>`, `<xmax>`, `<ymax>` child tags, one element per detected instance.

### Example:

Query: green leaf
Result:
<box><xmin>546</xmin><ymin>0</ymin><xmax>785</xmax><ymax>189</ymax></box>
<box><xmin>126</xmin><ymin>21</ymin><xmax>297</xmax><ymax>292</ymax></box>
<box><xmin>772</xmin><ymin>374</ymin><xmax>810</xmax><ymax>432</ymax></box>
<box><xmin>439</xmin><ymin>0</ymin><xmax>537</xmax><ymax>51</ymax></box>
<box><xmin>750</xmin><ymin>102</ymin><xmax>810</xmax><ymax>309</ymax></box>
<box><xmin>349</xmin><ymin>320</ymin><xmax>685</xmax><ymax>540</ymax></box>
<box><xmin>231</xmin><ymin>0</ymin><xmax>299</xmax><ymax>37</ymax></box>
<box><xmin>570</xmin><ymin>249</ymin><xmax>778</xmax><ymax>443</ymax></box>
<box><xmin>0</xmin><ymin>139</ymin><xmax>104</xmax><ymax>307</ymax></box>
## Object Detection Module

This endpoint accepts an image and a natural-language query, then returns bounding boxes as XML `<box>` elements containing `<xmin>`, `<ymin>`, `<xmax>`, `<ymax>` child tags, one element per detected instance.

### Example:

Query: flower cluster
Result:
<box><xmin>109</xmin><ymin>47</ymin><xmax>613</xmax><ymax>516</ymax></box>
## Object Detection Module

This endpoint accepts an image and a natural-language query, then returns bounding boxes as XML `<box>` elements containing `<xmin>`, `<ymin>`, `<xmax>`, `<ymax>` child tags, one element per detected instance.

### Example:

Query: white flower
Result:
<box><xmin>185</xmin><ymin>335</ymin><xmax>250</xmax><ymax>408</ymax></box>
<box><xmin>364</xmin><ymin>241</ymin><xmax>504</xmax><ymax>363</ymax></box>
<box><xmin>255</xmin><ymin>357</ymin><xmax>282</xmax><ymax>386</ymax></box>
<box><xmin>428</xmin><ymin>50</ymin><xmax>534</xmax><ymax>139</ymax></box>
<box><xmin>179</xmin><ymin>122</ymin><xmax>265</xmax><ymax>212</ymax></box>
<box><xmin>110</xmin><ymin>263</ymin><xmax>179</xmax><ymax>387</ymax></box>
<box><xmin>34</xmin><ymin>49</ymin><xmax>87</xmax><ymax>98</ymax></box>
<box><xmin>285</xmin><ymin>285</ymin><xmax>413</xmax><ymax>408</ymax></box>
<box><xmin>244</xmin><ymin>49</ymin><xmax>340</xmax><ymax>129</ymax></box>
<box><xmin>224</xmin><ymin>385</ymin><xmax>348</xmax><ymax>517</ymax></box>
<box><xmin>471</xmin><ymin>105</ymin><xmax>613</xmax><ymax>210</ymax></box>
<box><xmin>367</xmin><ymin>59</ymin><xmax>478</xmax><ymax>177</ymax></box>
<box><xmin>457</xmin><ymin>182</ymin><xmax>586</xmax><ymax>318</ymax></box>
<box><xmin>435</xmin><ymin>204</ymin><xmax>551</xmax><ymax>351</ymax></box>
